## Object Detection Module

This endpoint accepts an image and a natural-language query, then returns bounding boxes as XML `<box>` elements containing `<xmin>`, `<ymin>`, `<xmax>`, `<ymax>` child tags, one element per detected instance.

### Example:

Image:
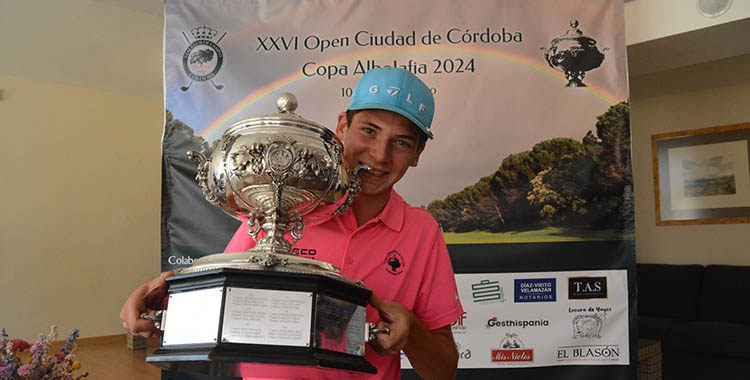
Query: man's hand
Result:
<box><xmin>119</xmin><ymin>271</ymin><xmax>174</xmax><ymax>338</ymax></box>
<box><xmin>369</xmin><ymin>292</ymin><xmax>458</xmax><ymax>380</ymax></box>
<box><xmin>368</xmin><ymin>293</ymin><xmax>414</xmax><ymax>356</ymax></box>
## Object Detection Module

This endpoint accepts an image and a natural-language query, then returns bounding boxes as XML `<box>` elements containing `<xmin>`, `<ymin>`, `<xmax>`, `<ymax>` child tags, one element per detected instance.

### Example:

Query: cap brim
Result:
<box><xmin>348</xmin><ymin>103</ymin><xmax>434</xmax><ymax>139</ymax></box>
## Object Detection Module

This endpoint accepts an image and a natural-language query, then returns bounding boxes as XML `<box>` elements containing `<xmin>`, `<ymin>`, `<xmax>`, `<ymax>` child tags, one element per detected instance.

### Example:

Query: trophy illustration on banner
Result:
<box><xmin>144</xmin><ymin>93</ymin><xmax>383</xmax><ymax>376</ymax></box>
<box><xmin>542</xmin><ymin>20</ymin><xmax>607</xmax><ymax>87</ymax></box>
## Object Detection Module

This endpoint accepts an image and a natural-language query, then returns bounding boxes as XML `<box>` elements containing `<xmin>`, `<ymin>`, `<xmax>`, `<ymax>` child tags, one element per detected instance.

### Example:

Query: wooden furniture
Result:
<box><xmin>638</xmin><ymin>339</ymin><xmax>662</xmax><ymax>380</ymax></box>
<box><xmin>54</xmin><ymin>334</ymin><xmax>161</xmax><ymax>379</ymax></box>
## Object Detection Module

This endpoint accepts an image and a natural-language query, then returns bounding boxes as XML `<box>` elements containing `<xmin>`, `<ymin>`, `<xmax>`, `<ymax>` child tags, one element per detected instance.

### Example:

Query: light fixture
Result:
<box><xmin>697</xmin><ymin>0</ymin><xmax>733</xmax><ymax>18</ymax></box>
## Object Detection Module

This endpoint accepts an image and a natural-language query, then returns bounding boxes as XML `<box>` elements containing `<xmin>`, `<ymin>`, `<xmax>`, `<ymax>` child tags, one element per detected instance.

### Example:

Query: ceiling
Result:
<box><xmin>626</xmin><ymin>16</ymin><xmax>750</xmax><ymax>76</ymax></box>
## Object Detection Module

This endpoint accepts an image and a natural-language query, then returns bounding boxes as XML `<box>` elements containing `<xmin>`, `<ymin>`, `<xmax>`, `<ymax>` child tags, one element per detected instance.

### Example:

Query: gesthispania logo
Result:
<box><xmin>181</xmin><ymin>25</ymin><xmax>225</xmax><ymax>92</ymax></box>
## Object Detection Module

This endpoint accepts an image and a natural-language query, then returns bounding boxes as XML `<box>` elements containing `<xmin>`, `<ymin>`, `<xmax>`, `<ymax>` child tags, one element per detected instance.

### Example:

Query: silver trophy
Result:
<box><xmin>145</xmin><ymin>93</ymin><xmax>381</xmax><ymax>376</ymax></box>
<box><xmin>542</xmin><ymin>20</ymin><xmax>607</xmax><ymax>87</ymax></box>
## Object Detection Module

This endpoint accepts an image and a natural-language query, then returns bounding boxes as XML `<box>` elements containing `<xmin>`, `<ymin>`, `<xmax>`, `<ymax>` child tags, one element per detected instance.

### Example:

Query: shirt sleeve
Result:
<box><xmin>412</xmin><ymin>224</ymin><xmax>464</xmax><ymax>331</ymax></box>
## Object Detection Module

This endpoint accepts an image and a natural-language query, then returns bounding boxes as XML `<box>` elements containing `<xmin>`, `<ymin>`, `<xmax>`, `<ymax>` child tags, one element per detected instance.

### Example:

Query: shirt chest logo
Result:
<box><xmin>384</xmin><ymin>251</ymin><xmax>405</xmax><ymax>275</ymax></box>
<box><xmin>292</xmin><ymin>247</ymin><xmax>318</xmax><ymax>257</ymax></box>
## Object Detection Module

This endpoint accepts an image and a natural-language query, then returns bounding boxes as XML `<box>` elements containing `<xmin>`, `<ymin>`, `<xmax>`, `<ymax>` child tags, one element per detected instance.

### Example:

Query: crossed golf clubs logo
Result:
<box><xmin>181</xmin><ymin>25</ymin><xmax>225</xmax><ymax>92</ymax></box>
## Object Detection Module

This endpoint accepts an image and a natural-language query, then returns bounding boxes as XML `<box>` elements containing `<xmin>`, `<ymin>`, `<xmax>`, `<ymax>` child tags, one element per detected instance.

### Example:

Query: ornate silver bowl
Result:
<box><xmin>181</xmin><ymin>93</ymin><xmax>368</xmax><ymax>282</ymax></box>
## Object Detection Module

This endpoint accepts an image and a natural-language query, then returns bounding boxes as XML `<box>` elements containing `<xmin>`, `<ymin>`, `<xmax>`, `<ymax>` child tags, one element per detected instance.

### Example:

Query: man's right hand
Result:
<box><xmin>120</xmin><ymin>271</ymin><xmax>174</xmax><ymax>338</ymax></box>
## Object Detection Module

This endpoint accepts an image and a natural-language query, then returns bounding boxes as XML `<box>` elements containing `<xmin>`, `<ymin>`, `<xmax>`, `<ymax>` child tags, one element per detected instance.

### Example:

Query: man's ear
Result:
<box><xmin>335</xmin><ymin>112</ymin><xmax>348</xmax><ymax>140</ymax></box>
<box><xmin>410</xmin><ymin>143</ymin><xmax>425</xmax><ymax>167</ymax></box>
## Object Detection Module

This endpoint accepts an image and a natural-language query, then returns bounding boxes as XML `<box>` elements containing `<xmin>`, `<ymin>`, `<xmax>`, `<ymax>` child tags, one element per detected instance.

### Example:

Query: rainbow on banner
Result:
<box><xmin>199</xmin><ymin>45</ymin><xmax>622</xmax><ymax>140</ymax></box>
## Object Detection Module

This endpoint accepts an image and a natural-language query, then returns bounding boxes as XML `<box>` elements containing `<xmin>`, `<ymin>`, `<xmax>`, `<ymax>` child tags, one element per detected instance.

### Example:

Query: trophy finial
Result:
<box><xmin>276</xmin><ymin>92</ymin><xmax>298</xmax><ymax>113</ymax></box>
<box><xmin>570</xmin><ymin>19</ymin><xmax>579</xmax><ymax>28</ymax></box>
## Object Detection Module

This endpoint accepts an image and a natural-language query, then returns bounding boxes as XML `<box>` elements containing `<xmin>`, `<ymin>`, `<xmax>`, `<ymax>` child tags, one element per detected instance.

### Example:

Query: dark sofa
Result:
<box><xmin>637</xmin><ymin>263</ymin><xmax>750</xmax><ymax>380</ymax></box>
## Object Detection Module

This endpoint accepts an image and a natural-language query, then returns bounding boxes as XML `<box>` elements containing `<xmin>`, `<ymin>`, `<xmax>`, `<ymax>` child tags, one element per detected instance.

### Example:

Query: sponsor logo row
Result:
<box><xmin>452</xmin><ymin>307</ymin><xmax>611</xmax><ymax>334</ymax></box>
<box><xmin>468</xmin><ymin>333</ymin><xmax>622</xmax><ymax>364</ymax></box>
<box><xmin>403</xmin><ymin>334</ymin><xmax>623</xmax><ymax>365</ymax></box>
<box><xmin>470</xmin><ymin>276</ymin><xmax>608</xmax><ymax>304</ymax></box>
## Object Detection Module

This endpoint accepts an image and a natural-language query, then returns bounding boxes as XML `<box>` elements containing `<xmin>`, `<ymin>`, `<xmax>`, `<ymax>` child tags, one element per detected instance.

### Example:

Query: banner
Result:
<box><xmin>162</xmin><ymin>1</ymin><xmax>635</xmax><ymax>379</ymax></box>
<box><xmin>404</xmin><ymin>270</ymin><xmax>630</xmax><ymax>369</ymax></box>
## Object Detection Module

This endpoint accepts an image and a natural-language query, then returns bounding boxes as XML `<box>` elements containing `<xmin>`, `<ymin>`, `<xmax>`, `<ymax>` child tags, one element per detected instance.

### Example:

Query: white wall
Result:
<box><xmin>0</xmin><ymin>0</ymin><xmax>163</xmax><ymax>340</ymax></box>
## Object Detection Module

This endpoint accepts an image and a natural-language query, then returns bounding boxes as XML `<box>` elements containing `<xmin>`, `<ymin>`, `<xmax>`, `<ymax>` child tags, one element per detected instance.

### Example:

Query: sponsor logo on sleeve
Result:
<box><xmin>568</xmin><ymin>276</ymin><xmax>608</xmax><ymax>299</ymax></box>
<box><xmin>514</xmin><ymin>278</ymin><xmax>556</xmax><ymax>302</ymax></box>
<box><xmin>491</xmin><ymin>333</ymin><xmax>534</xmax><ymax>363</ymax></box>
<box><xmin>471</xmin><ymin>279</ymin><xmax>505</xmax><ymax>303</ymax></box>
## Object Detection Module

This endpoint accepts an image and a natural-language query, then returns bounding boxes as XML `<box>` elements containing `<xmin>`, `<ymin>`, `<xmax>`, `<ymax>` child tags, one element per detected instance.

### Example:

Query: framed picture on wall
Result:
<box><xmin>652</xmin><ymin>123</ymin><xmax>750</xmax><ymax>226</ymax></box>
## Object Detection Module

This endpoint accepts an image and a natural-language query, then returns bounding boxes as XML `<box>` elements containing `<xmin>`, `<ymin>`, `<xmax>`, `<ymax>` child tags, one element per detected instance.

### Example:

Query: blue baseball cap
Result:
<box><xmin>347</xmin><ymin>67</ymin><xmax>435</xmax><ymax>139</ymax></box>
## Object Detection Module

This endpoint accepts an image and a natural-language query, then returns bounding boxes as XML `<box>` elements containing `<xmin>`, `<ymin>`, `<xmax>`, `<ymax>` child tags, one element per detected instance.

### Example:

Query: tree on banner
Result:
<box><xmin>427</xmin><ymin>102</ymin><xmax>632</xmax><ymax>238</ymax></box>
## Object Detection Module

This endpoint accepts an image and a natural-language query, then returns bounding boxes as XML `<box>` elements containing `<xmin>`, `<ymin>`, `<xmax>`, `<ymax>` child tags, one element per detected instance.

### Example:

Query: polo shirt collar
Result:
<box><xmin>375</xmin><ymin>189</ymin><xmax>404</xmax><ymax>232</ymax></box>
<box><xmin>303</xmin><ymin>189</ymin><xmax>405</xmax><ymax>232</ymax></box>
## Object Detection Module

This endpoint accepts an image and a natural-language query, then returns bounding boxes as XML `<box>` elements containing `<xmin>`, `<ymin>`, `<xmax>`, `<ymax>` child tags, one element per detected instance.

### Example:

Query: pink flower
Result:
<box><xmin>17</xmin><ymin>364</ymin><xmax>34</xmax><ymax>376</ymax></box>
<box><xmin>30</xmin><ymin>339</ymin><xmax>48</xmax><ymax>361</ymax></box>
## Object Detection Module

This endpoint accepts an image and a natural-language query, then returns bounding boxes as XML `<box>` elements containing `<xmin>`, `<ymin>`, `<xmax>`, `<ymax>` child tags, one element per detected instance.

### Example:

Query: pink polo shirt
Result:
<box><xmin>225</xmin><ymin>190</ymin><xmax>464</xmax><ymax>380</ymax></box>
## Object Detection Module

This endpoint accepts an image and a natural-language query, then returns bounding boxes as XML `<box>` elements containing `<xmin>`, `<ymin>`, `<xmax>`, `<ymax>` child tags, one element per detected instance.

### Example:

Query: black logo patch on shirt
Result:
<box><xmin>384</xmin><ymin>251</ymin><xmax>405</xmax><ymax>275</ymax></box>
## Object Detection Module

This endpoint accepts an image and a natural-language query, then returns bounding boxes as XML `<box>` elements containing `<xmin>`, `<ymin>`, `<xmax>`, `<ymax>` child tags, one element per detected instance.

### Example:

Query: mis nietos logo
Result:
<box><xmin>491</xmin><ymin>333</ymin><xmax>534</xmax><ymax>363</ymax></box>
<box><xmin>471</xmin><ymin>279</ymin><xmax>504</xmax><ymax>303</ymax></box>
<box><xmin>181</xmin><ymin>25</ymin><xmax>226</xmax><ymax>92</ymax></box>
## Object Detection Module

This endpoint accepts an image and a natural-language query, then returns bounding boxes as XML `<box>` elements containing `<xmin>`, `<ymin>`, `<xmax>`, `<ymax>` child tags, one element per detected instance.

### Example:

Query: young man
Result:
<box><xmin>121</xmin><ymin>67</ymin><xmax>464</xmax><ymax>380</ymax></box>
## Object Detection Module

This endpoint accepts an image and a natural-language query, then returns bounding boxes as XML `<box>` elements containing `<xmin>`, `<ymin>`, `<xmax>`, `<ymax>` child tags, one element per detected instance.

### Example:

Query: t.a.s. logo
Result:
<box><xmin>181</xmin><ymin>25</ymin><xmax>226</xmax><ymax>92</ymax></box>
<box><xmin>568</xmin><ymin>276</ymin><xmax>608</xmax><ymax>299</ymax></box>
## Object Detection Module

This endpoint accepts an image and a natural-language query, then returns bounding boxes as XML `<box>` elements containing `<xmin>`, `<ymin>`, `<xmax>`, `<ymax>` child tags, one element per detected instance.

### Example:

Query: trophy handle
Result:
<box><xmin>246</xmin><ymin>213</ymin><xmax>261</xmax><ymax>242</ymax></box>
<box><xmin>140</xmin><ymin>310</ymin><xmax>165</xmax><ymax>331</ymax></box>
<box><xmin>289</xmin><ymin>211</ymin><xmax>304</xmax><ymax>245</ymax></box>
<box><xmin>333</xmin><ymin>164</ymin><xmax>371</xmax><ymax>216</ymax></box>
<box><xmin>366</xmin><ymin>322</ymin><xmax>390</xmax><ymax>342</ymax></box>
<box><xmin>188</xmin><ymin>151</ymin><xmax>221</xmax><ymax>207</ymax></box>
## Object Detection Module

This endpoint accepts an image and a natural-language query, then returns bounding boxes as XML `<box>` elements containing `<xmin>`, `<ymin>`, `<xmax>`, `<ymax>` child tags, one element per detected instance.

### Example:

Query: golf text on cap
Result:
<box><xmin>368</xmin><ymin>85</ymin><xmax>428</xmax><ymax>113</ymax></box>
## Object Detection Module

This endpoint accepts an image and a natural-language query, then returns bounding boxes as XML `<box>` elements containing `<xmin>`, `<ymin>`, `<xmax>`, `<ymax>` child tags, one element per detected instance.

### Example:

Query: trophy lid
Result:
<box><xmin>550</xmin><ymin>20</ymin><xmax>598</xmax><ymax>47</ymax></box>
<box><xmin>223</xmin><ymin>92</ymin><xmax>338</xmax><ymax>142</ymax></box>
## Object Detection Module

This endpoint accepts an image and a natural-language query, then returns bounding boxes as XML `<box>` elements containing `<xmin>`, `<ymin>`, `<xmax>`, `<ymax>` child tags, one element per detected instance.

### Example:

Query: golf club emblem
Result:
<box><xmin>181</xmin><ymin>25</ymin><xmax>225</xmax><ymax>92</ymax></box>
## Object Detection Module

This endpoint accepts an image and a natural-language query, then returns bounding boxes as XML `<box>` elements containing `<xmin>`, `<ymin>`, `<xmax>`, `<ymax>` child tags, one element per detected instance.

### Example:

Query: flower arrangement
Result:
<box><xmin>1</xmin><ymin>326</ymin><xmax>88</xmax><ymax>380</ymax></box>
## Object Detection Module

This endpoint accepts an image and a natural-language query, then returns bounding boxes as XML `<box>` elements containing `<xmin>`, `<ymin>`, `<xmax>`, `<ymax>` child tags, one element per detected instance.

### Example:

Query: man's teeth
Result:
<box><xmin>366</xmin><ymin>168</ymin><xmax>387</xmax><ymax>177</ymax></box>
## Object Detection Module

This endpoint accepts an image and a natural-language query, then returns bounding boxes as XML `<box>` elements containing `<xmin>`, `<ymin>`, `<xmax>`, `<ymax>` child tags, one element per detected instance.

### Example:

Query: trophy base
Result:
<box><xmin>565</xmin><ymin>79</ymin><xmax>587</xmax><ymax>87</ymax></box>
<box><xmin>146</xmin><ymin>267</ymin><xmax>376</xmax><ymax>377</ymax></box>
<box><xmin>146</xmin><ymin>344</ymin><xmax>376</xmax><ymax>377</ymax></box>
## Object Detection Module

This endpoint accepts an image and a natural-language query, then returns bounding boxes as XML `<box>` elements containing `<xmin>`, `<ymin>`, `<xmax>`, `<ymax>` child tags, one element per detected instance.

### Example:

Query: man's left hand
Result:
<box><xmin>368</xmin><ymin>293</ymin><xmax>414</xmax><ymax>356</ymax></box>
